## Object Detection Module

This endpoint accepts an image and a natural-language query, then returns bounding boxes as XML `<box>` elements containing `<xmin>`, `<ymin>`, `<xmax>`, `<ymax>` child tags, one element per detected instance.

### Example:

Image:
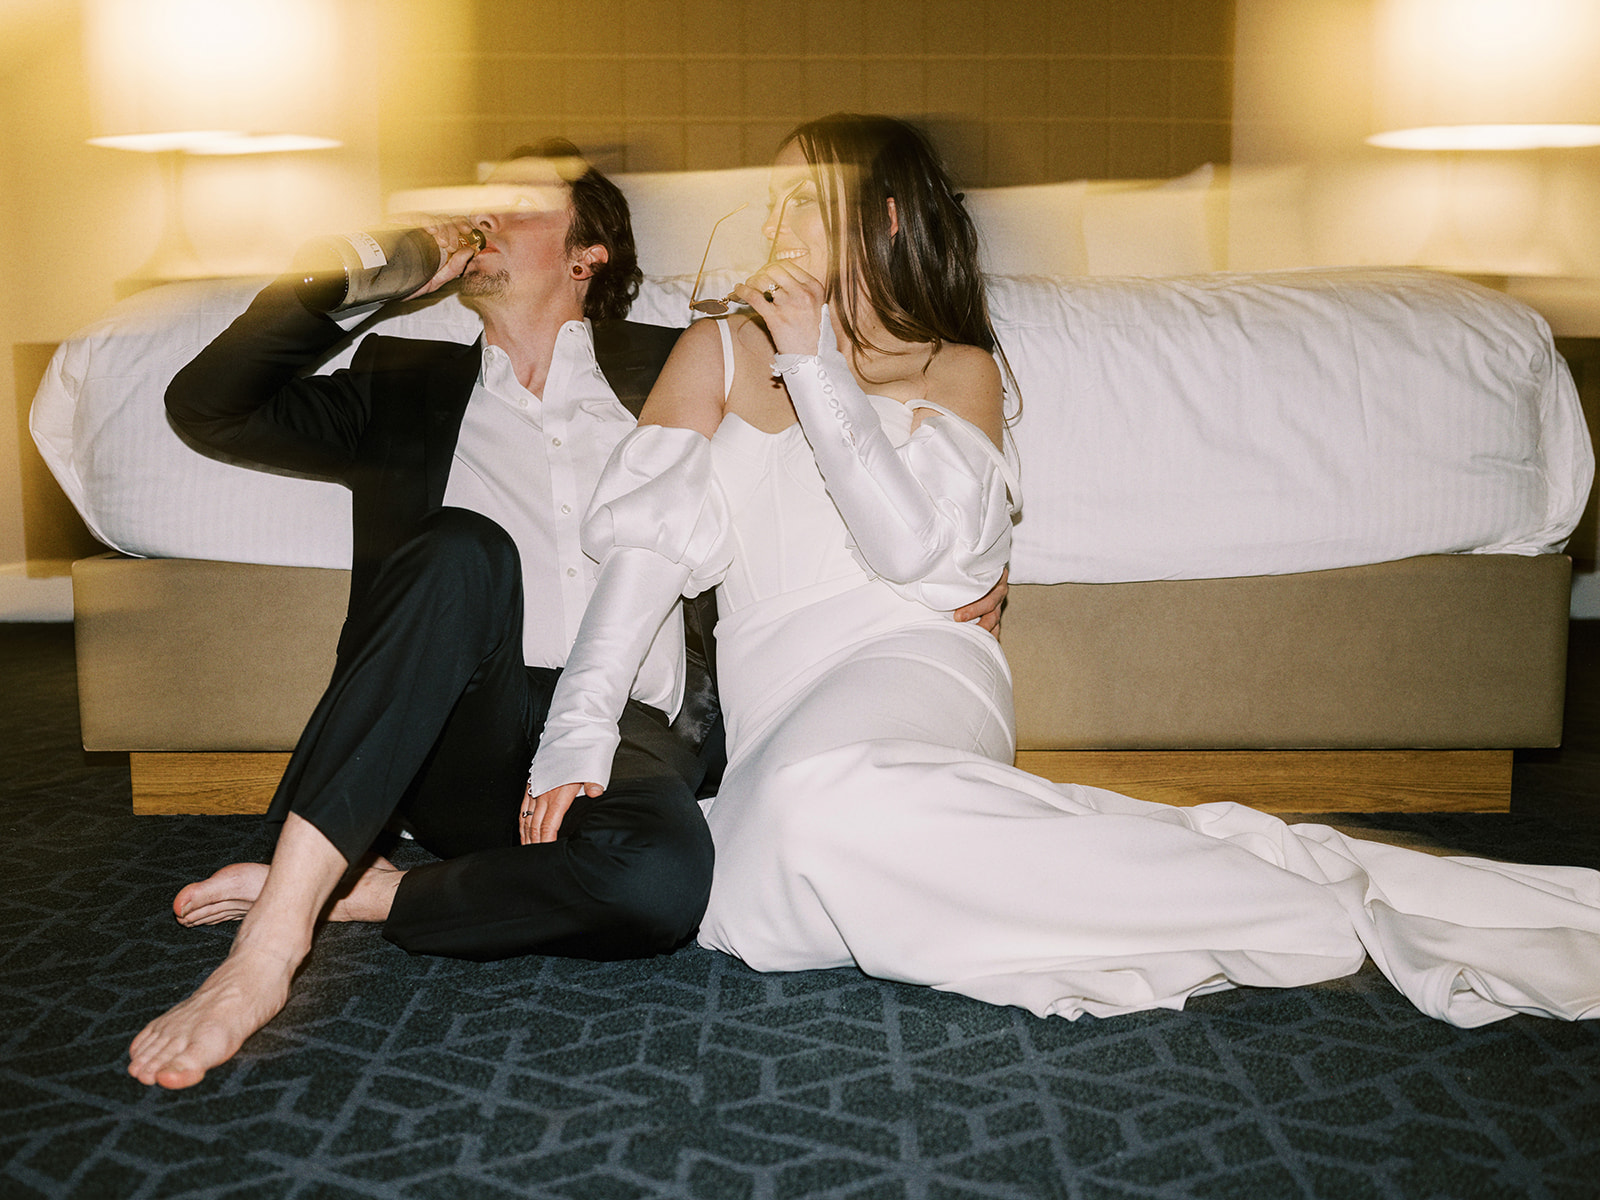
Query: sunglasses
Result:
<box><xmin>688</xmin><ymin>188</ymin><xmax>799</xmax><ymax>316</ymax></box>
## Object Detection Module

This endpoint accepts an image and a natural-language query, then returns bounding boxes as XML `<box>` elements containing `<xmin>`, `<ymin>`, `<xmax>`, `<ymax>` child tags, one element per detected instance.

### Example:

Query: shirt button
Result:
<box><xmin>560</xmin><ymin>504</ymin><xmax>572</xmax><ymax>515</ymax></box>
<box><xmin>551</xmin><ymin>437</ymin><xmax>562</xmax><ymax>448</ymax></box>
<box><xmin>566</xmin><ymin>567</ymin><xmax>578</xmax><ymax>577</ymax></box>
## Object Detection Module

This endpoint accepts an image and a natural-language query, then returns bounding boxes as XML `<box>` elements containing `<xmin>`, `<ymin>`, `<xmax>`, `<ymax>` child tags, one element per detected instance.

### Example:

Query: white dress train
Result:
<box><xmin>530</xmin><ymin>317</ymin><xmax>1600</xmax><ymax>1028</ymax></box>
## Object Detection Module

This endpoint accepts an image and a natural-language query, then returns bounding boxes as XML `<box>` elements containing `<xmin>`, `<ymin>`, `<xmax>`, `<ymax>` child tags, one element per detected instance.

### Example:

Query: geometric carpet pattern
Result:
<box><xmin>4</xmin><ymin>623</ymin><xmax>1600</xmax><ymax>1200</ymax></box>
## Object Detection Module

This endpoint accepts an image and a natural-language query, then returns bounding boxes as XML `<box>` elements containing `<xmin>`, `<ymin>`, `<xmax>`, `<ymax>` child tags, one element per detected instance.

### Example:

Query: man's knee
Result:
<box><xmin>413</xmin><ymin>507</ymin><xmax>519</xmax><ymax>577</ymax></box>
<box><xmin>581</xmin><ymin>796</ymin><xmax>714</xmax><ymax>956</ymax></box>
<box><xmin>383</xmin><ymin>508</ymin><xmax>522</xmax><ymax>607</ymax></box>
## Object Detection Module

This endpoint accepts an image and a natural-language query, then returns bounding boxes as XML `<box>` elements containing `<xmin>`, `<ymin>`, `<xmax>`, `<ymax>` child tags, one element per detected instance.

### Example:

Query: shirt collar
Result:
<box><xmin>478</xmin><ymin>319</ymin><xmax>596</xmax><ymax>395</ymax></box>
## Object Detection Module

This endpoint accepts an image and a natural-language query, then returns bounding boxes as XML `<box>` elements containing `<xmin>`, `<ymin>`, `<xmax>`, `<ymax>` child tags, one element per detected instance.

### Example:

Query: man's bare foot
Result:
<box><xmin>174</xmin><ymin>863</ymin><xmax>269</xmax><ymax>926</ymax></box>
<box><xmin>127</xmin><ymin>941</ymin><xmax>301</xmax><ymax>1089</ymax></box>
<box><xmin>329</xmin><ymin>856</ymin><xmax>405</xmax><ymax>923</ymax></box>
<box><xmin>134</xmin><ymin>812</ymin><xmax>352</xmax><ymax>1089</ymax></box>
<box><xmin>174</xmin><ymin>858</ymin><xmax>404</xmax><ymax>927</ymax></box>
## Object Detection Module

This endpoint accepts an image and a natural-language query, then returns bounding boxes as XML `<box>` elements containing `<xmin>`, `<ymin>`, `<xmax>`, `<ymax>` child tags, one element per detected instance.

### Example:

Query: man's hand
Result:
<box><xmin>955</xmin><ymin>566</ymin><xmax>1008</xmax><ymax>634</ymax></box>
<box><xmin>402</xmin><ymin>217</ymin><xmax>485</xmax><ymax>300</ymax></box>
<box><xmin>520</xmin><ymin>780</ymin><xmax>603</xmax><ymax>845</ymax></box>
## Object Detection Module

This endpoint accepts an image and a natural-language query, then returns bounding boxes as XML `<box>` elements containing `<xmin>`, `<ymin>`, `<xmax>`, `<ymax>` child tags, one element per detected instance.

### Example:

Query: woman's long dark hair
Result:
<box><xmin>784</xmin><ymin>113</ymin><xmax>996</xmax><ymax>363</ymax></box>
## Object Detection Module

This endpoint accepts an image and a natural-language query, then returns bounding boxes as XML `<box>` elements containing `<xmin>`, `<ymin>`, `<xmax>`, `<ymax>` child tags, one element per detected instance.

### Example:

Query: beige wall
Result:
<box><xmin>1230</xmin><ymin>0</ymin><xmax>1600</xmax><ymax>277</ymax></box>
<box><xmin>1</xmin><ymin>2</ymin><xmax>122</xmax><ymax>567</ymax></box>
<box><xmin>0</xmin><ymin>0</ymin><xmax>446</xmax><ymax>568</ymax></box>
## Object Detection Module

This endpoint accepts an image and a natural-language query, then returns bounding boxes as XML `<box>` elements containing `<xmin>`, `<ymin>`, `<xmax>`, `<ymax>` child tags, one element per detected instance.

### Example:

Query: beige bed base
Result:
<box><xmin>73</xmin><ymin>552</ymin><xmax>1571</xmax><ymax>816</ymax></box>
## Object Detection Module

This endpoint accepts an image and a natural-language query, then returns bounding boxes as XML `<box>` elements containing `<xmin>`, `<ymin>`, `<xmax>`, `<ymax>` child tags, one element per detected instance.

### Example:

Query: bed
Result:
<box><xmin>29</xmin><ymin>169</ymin><xmax>1595</xmax><ymax>815</ymax></box>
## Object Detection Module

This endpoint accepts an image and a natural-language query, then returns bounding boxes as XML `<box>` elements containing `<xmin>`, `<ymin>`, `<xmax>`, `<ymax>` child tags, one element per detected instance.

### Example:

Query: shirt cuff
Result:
<box><xmin>526</xmin><ymin>725</ymin><xmax>622</xmax><ymax>798</ymax></box>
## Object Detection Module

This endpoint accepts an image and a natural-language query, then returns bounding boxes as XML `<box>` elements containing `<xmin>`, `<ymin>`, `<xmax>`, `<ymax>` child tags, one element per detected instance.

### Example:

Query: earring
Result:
<box><xmin>571</xmin><ymin>263</ymin><xmax>588</xmax><ymax>278</ymax></box>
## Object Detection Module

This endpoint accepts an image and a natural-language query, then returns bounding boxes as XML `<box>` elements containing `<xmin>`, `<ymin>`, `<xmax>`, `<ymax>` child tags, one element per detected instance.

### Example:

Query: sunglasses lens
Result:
<box><xmin>690</xmin><ymin>298</ymin><xmax>730</xmax><ymax>315</ymax></box>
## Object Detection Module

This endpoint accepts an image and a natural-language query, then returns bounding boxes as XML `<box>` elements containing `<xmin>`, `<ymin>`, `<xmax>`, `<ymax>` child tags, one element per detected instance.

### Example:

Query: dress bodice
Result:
<box><xmin>709</xmin><ymin>397</ymin><xmax>915</xmax><ymax>617</ymax></box>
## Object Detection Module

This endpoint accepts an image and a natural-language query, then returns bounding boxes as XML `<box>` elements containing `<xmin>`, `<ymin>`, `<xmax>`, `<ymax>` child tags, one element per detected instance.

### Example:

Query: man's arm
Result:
<box><xmin>955</xmin><ymin>566</ymin><xmax>1008</xmax><ymax>634</ymax></box>
<box><xmin>164</xmin><ymin>278</ymin><xmax>378</xmax><ymax>479</ymax></box>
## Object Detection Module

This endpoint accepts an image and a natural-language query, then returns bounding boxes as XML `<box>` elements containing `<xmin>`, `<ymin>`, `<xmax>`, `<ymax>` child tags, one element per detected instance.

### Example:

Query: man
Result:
<box><xmin>128</xmin><ymin>141</ymin><xmax>1002</xmax><ymax>1090</ymax></box>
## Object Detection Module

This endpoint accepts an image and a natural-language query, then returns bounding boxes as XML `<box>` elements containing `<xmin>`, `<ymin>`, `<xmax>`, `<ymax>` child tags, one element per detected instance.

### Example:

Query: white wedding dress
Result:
<box><xmin>530</xmin><ymin>318</ymin><xmax>1600</xmax><ymax>1028</ymax></box>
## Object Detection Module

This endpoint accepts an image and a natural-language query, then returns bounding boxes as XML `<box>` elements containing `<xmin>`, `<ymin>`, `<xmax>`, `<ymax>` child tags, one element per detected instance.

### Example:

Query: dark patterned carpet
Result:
<box><xmin>4</xmin><ymin>622</ymin><xmax>1599</xmax><ymax>1200</ymax></box>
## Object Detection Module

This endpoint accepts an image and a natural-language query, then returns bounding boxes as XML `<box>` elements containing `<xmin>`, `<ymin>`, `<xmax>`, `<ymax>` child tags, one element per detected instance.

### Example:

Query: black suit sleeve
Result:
<box><xmin>164</xmin><ymin>278</ymin><xmax>378</xmax><ymax>480</ymax></box>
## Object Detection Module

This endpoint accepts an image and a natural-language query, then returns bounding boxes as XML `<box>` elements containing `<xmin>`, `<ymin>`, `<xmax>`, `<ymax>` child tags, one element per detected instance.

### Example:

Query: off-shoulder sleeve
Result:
<box><xmin>527</xmin><ymin>424</ymin><xmax>731</xmax><ymax>796</ymax></box>
<box><xmin>581</xmin><ymin>423</ymin><xmax>733</xmax><ymax>597</ymax></box>
<box><xmin>893</xmin><ymin>401</ymin><xmax>1020</xmax><ymax>611</ymax></box>
<box><xmin>773</xmin><ymin>310</ymin><xmax>1019</xmax><ymax>612</ymax></box>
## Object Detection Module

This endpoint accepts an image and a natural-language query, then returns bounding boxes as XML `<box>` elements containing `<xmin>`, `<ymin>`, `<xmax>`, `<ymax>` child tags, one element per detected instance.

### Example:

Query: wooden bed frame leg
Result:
<box><xmin>1011</xmin><ymin>748</ymin><xmax>1513</xmax><ymax>813</ymax></box>
<box><xmin>130</xmin><ymin>751</ymin><xmax>290</xmax><ymax>815</ymax></box>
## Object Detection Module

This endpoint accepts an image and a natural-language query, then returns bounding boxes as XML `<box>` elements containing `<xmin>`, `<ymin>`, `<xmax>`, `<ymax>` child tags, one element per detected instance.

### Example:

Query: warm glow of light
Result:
<box><xmin>1370</xmin><ymin>124</ymin><xmax>1600</xmax><ymax>151</ymax></box>
<box><xmin>387</xmin><ymin>156</ymin><xmax>591</xmax><ymax>218</ymax></box>
<box><xmin>87</xmin><ymin>132</ymin><xmax>343</xmax><ymax>155</ymax></box>
<box><xmin>84</xmin><ymin>0</ymin><xmax>346</xmax><ymax>150</ymax></box>
<box><xmin>1369</xmin><ymin>0</ymin><xmax>1600</xmax><ymax>150</ymax></box>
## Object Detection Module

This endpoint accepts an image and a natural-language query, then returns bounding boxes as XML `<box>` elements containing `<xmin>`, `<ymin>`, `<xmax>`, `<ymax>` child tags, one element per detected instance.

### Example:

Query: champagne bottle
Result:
<box><xmin>294</xmin><ymin>226</ymin><xmax>485</xmax><ymax>313</ymax></box>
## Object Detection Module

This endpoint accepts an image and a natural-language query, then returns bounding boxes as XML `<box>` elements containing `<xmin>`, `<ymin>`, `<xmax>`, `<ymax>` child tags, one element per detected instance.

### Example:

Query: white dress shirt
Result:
<box><xmin>442</xmin><ymin>320</ymin><xmax>684</xmax><ymax>716</ymax></box>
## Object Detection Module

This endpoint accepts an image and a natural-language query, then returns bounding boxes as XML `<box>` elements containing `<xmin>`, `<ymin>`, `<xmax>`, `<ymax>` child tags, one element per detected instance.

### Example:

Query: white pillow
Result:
<box><xmin>614</xmin><ymin>168</ymin><xmax>775</xmax><ymax>279</ymax></box>
<box><xmin>1082</xmin><ymin>164</ymin><xmax>1218</xmax><ymax>277</ymax></box>
<box><xmin>617</xmin><ymin>165</ymin><xmax>1211</xmax><ymax>283</ymax></box>
<box><xmin>964</xmin><ymin>181</ymin><xmax>1089</xmax><ymax>277</ymax></box>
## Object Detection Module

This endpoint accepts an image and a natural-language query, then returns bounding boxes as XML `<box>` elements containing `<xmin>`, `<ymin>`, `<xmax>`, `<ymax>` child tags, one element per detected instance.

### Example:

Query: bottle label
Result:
<box><xmin>345</xmin><ymin>231</ymin><xmax>389</xmax><ymax>270</ymax></box>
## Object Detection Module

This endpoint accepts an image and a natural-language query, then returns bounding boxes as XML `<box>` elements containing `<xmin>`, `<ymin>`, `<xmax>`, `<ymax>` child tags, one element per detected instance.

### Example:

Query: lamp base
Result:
<box><xmin>116</xmin><ymin>151</ymin><xmax>218</xmax><ymax>295</ymax></box>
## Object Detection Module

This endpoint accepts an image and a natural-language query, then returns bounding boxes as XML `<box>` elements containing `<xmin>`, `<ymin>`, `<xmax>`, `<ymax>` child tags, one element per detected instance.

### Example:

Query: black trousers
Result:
<box><xmin>264</xmin><ymin>507</ymin><xmax>715</xmax><ymax>962</ymax></box>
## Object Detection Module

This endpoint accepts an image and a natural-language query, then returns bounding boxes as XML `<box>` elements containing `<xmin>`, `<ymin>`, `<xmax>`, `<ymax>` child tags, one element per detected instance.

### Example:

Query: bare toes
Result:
<box><xmin>173</xmin><ymin>863</ymin><xmax>269</xmax><ymax>925</ymax></box>
<box><xmin>126</xmin><ymin>948</ymin><xmax>296</xmax><ymax>1089</ymax></box>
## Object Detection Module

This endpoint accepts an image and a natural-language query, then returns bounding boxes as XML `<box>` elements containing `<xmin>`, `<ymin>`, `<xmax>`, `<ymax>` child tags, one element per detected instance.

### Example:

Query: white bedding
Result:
<box><xmin>990</xmin><ymin>268</ymin><xmax>1592</xmax><ymax>582</ymax></box>
<box><xmin>29</xmin><ymin>268</ymin><xmax>1593</xmax><ymax>585</ymax></box>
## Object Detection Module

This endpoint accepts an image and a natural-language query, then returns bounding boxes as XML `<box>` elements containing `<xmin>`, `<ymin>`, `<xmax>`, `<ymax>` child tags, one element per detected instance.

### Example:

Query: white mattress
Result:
<box><xmin>30</xmin><ymin>268</ymin><xmax>1593</xmax><ymax>584</ymax></box>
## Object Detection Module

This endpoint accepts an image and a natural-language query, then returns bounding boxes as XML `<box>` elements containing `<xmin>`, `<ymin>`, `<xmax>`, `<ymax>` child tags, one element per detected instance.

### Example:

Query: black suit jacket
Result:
<box><xmin>165</xmin><ymin>279</ymin><xmax>720</xmax><ymax>753</ymax></box>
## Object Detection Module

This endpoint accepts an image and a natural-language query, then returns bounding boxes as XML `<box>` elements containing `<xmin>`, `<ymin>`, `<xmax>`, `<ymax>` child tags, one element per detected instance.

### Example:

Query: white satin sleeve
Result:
<box><xmin>527</xmin><ymin>424</ymin><xmax>733</xmax><ymax>796</ymax></box>
<box><xmin>773</xmin><ymin>308</ymin><xmax>1020</xmax><ymax>611</ymax></box>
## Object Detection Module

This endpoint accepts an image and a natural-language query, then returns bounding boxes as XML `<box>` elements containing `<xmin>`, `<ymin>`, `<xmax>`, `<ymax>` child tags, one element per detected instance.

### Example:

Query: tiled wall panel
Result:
<box><xmin>390</xmin><ymin>0</ymin><xmax>1232</xmax><ymax>190</ymax></box>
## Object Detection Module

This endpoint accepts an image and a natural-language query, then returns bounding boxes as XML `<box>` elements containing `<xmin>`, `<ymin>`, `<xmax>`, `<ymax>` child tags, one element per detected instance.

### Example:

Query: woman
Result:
<box><xmin>528</xmin><ymin>113</ymin><xmax>1600</xmax><ymax>1026</ymax></box>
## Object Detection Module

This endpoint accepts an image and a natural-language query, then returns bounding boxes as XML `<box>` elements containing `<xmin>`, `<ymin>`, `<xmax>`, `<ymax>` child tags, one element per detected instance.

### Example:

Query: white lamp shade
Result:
<box><xmin>1369</xmin><ymin>0</ymin><xmax>1600</xmax><ymax>149</ymax></box>
<box><xmin>84</xmin><ymin>0</ymin><xmax>346</xmax><ymax>154</ymax></box>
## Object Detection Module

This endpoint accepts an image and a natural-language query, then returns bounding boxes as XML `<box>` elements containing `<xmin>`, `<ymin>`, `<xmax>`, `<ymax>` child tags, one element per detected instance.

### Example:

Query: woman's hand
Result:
<box><xmin>733</xmin><ymin>261</ymin><xmax>827</xmax><ymax>357</ymax></box>
<box><xmin>520</xmin><ymin>780</ymin><xmax>603</xmax><ymax>845</ymax></box>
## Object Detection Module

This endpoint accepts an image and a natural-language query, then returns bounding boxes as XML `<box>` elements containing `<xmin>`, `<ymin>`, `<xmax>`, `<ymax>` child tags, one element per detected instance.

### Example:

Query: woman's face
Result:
<box><xmin>762</xmin><ymin>141</ymin><xmax>831</xmax><ymax>279</ymax></box>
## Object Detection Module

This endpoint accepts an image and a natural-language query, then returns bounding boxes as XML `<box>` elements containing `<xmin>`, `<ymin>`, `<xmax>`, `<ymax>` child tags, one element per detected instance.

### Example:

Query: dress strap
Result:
<box><xmin>716</xmin><ymin>319</ymin><xmax>736</xmax><ymax>402</ymax></box>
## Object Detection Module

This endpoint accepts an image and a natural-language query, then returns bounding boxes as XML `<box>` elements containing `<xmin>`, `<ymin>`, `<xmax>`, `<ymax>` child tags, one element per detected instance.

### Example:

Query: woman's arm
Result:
<box><xmin>728</xmin><ymin>265</ymin><xmax>1016</xmax><ymax>611</ymax></box>
<box><xmin>521</xmin><ymin>320</ymin><xmax>734</xmax><ymax>843</ymax></box>
<box><xmin>635</xmin><ymin>318</ymin><xmax>733</xmax><ymax>436</ymax></box>
<box><xmin>767</xmin><ymin>315</ymin><xmax>1016</xmax><ymax>609</ymax></box>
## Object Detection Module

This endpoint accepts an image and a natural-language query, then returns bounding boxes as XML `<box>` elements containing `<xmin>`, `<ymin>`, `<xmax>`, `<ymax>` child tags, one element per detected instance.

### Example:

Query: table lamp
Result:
<box><xmin>83</xmin><ymin>0</ymin><xmax>345</xmax><ymax>284</ymax></box>
<box><xmin>1365</xmin><ymin>0</ymin><xmax>1600</xmax><ymax>277</ymax></box>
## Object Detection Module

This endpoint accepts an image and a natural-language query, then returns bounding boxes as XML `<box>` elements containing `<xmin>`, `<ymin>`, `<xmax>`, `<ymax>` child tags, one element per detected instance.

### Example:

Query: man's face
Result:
<box><xmin>459</xmin><ymin>196</ymin><xmax>575</xmax><ymax>302</ymax></box>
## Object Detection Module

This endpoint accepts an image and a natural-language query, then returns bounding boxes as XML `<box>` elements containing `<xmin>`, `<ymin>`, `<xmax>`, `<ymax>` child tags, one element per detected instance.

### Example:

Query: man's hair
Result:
<box><xmin>506</xmin><ymin>138</ymin><xmax>641</xmax><ymax>321</ymax></box>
